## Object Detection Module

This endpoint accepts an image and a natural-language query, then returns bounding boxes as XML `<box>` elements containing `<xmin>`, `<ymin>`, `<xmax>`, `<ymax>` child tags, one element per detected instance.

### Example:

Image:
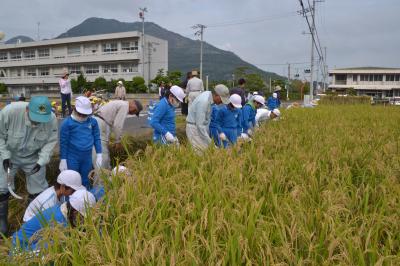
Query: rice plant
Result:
<box><xmin>2</xmin><ymin>105</ymin><xmax>400</xmax><ymax>265</ymax></box>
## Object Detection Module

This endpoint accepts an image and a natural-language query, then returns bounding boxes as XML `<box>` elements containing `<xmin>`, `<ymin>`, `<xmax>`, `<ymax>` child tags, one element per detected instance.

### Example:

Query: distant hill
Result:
<box><xmin>57</xmin><ymin>17</ymin><xmax>282</xmax><ymax>81</ymax></box>
<box><xmin>5</xmin><ymin>35</ymin><xmax>34</xmax><ymax>44</ymax></box>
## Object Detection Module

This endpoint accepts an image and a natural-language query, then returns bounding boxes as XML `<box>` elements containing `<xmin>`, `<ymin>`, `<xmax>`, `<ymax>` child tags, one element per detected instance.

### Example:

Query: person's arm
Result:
<box><xmin>37</xmin><ymin>116</ymin><xmax>58</xmax><ymax>166</ymax></box>
<box><xmin>149</xmin><ymin>101</ymin><xmax>168</xmax><ymax>135</ymax></box>
<box><xmin>215</xmin><ymin>107</ymin><xmax>224</xmax><ymax>134</ymax></box>
<box><xmin>122</xmin><ymin>87</ymin><xmax>126</xmax><ymax>99</ymax></box>
<box><xmin>59</xmin><ymin>119</ymin><xmax>70</xmax><ymax>160</ymax></box>
<box><xmin>114</xmin><ymin>87</ymin><xmax>119</xmax><ymax>98</ymax></box>
<box><xmin>251</xmin><ymin>109</ymin><xmax>256</xmax><ymax>128</ymax></box>
<box><xmin>0</xmin><ymin>110</ymin><xmax>11</xmax><ymax>160</ymax></box>
<box><xmin>185</xmin><ymin>80</ymin><xmax>191</xmax><ymax>94</ymax></box>
<box><xmin>112</xmin><ymin>104</ymin><xmax>129</xmax><ymax>143</ymax></box>
<box><xmin>92</xmin><ymin>118</ymin><xmax>102</xmax><ymax>154</ymax></box>
<box><xmin>241</xmin><ymin>106</ymin><xmax>251</xmax><ymax>133</ymax></box>
<box><xmin>200</xmin><ymin>80</ymin><xmax>204</xmax><ymax>91</ymax></box>
<box><xmin>195</xmin><ymin>101</ymin><xmax>212</xmax><ymax>143</ymax></box>
<box><xmin>237</xmin><ymin>109</ymin><xmax>243</xmax><ymax>134</ymax></box>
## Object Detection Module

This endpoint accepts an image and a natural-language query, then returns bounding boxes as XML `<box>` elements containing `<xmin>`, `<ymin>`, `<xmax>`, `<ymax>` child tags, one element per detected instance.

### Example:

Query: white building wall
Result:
<box><xmin>0</xmin><ymin>31</ymin><xmax>168</xmax><ymax>96</ymax></box>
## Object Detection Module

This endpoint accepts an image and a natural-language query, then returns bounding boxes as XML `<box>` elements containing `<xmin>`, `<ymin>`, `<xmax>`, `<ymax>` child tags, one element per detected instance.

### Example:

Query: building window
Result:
<box><xmin>353</xmin><ymin>74</ymin><xmax>358</xmax><ymax>82</ymax></box>
<box><xmin>38</xmin><ymin>68</ymin><xmax>50</xmax><ymax>76</ymax></box>
<box><xmin>38</xmin><ymin>48</ymin><xmax>50</xmax><ymax>58</ymax></box>
<box><xmin>10</xmin><ymin>51</ymin><xmax>22</xmax><ymax>60</ymax></box>
<box><xmin>0</xmin><ymin>52</ymin><xmax>8</xmax><ymax>61</ymax></box>
<box><xmin>67</xmin><ymin>46</ymin><xmax>81</xmax><ymax>56</ymax></box>
<box><xmin>10</xmin><ymin>69</ymin><xmax>21</xmax><ymax>77</ymax></box>
<box><xmin>386</xmin><ymin>74</ymin><xmax>395</xmax><ymax>82</ymax></box>
<box><xmin>0</xmin><ymin>69</ymin><xmax>6</xmax><ymax>77</ymax></box>
<box><xmin>69</xmin><ymin>65</ymin><xmax>81</xmax><ymax>75</ymax></box>
<box><xmin>23</xmin><ymin>50</ymin><xmax>35</xmax><ymax>59</ymax></box>
<box><xmin>121</xmin><ymin>41</ymin><xmax>139</xmax><ymax>52</ymax></box>
<box><xmin>103</xmin><ymin>64</ymin><xmax>118</xmax><ymax>73</ymax></box>
<box><xmin>26</xmin><ymin>68</ymin><xmax>37</xmax><ymax>77</ymax></box>
<box><xmin>396</xmin><ymin>75</ymin><xmax>400</xmax><ymax>82</ymax></box>
<box><xmin>102</xmin><ymin>42</ymin><xmax>118</xmax><ymax>53</ymax></box>
<box><xmin>121</xmin><ymin>63</ymin><xmax>139</xmax><ymax>73</ymax></box>
<box><xmin>373</xmin><ymin>75</ymin><xmax>383</xmax><ymax>82</ymax></box>
<box><xmin>84</xmin><ymin>44</ymin><xmax>98</xmax><ymax>54</ymax></box>
<box><xmin>85</xmin><ymin>65</ymin><xmax>99</xmax><ymax>74</ymax></box>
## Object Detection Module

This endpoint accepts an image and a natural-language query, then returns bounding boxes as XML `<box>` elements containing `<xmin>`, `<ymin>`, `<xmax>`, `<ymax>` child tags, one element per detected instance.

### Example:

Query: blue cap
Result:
<box><xmin>28</xmin><ymin>96</ymin><xmax>52</xmax><ymax>123</ymax></box>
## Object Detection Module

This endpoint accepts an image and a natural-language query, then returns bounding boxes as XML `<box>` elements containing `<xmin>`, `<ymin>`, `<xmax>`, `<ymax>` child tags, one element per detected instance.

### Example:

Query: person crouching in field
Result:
<box><xmin>241</xmin><ymin>95</ymin><xmax>266</xmax><ymax>139</ymax></box>
<box><xmin>150</xmin><ymin>86</ymin><xmax>185</xmax><ymax>145</ymax></box>
<box><xmin>255</xmin><ymin>108</ymin><xmax>281</xmax><ymax>125</ymax></box>
<box><xmin>215</xmin><ymin>94</ymin><xmax>242</xmax><ymax>148</ymax></box>
<box><xmin>23</xmin><ymin>170</ymin><xmax>84</xmax><ymax>223</ymax></box>
<box><xmin>12</xmin><ymin>190</ymin><xmax>95</xmax><ymax>253</ymax></box>
<box><xmin>59</xmin><ymin>96</ymin><xmax>102</xmax><ymax>189</ymax></box>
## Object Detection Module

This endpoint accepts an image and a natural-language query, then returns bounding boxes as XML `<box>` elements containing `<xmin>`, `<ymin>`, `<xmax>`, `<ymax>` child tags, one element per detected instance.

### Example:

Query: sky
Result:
<box><xmin>1</xmin><ymin>0</ymin><xmax>399</xmax><ymax>77</ymax></box>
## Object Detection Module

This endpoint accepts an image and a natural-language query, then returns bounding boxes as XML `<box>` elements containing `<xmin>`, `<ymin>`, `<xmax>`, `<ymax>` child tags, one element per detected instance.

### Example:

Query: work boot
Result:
<box><xmin>0</xmin><ymin>193</ymin><xmax>9</xmax><ymax>236</ymax></box>
<box><xmin>27</xmin><ymin>193</ymin><xmax>40</xmax><ymax>204</ymax></box>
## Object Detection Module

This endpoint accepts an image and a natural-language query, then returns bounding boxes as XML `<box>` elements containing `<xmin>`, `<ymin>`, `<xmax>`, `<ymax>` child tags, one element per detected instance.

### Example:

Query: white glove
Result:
<box><xmin>173</xmin><ymin>137</ymin><xmax>180</xmax><ymax>146</ymax></box>
<box><xmin>96</xmin><ymin>154</ymin><xmax>103</xmax><ymax>168</ymax></box>
<box><xmin>59</xmin><ymin>159</ymin><xmax>68</xmax><ymax>172</ymax></box>
<box><xmin>247</xmin><ymin>129</ymin><xmax>253</xmax><ymax>136</ymax></box>
<box><xmin>165</xmin><ymin>132</ymin><xmax>175</xmax><ymax>143</ymax></box>
<box><xmin>241</xmin><ymin>133</ymin><xmax>250</xmax><ymax>139</ymax></box>
<box><xmin>219</xmin><ymin>133</ymin><xmax>227</xmax><ymax>141</ymax></box>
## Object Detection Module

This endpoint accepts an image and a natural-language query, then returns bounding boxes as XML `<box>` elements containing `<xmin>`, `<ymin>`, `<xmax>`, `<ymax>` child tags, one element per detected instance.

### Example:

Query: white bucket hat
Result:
<box><xmin>272</xmin><ymin>108</ymin><xmax>281</xmax><ymax>117</ymax></box>
<box><xmin>57</xmin><ymin>170</ymin><xmax>85</xmax><ymax>191</ymax></box>
<box><xmin>253</xmin><ymin>95</ymin><xmax>265</xmax><ymax>106</ymax></box>
<box><xmin>75</xmin><ymin>96</ymin><xmax>92</xmax><ymax>115</ymax></box>
<box><xmin>69</xmin><ymin>189</ymin><xmax>96</xmax><ymax>217</ymax></box>
<box><xmin>170</xmin><ymin>85</ymin><xmax>185</xmax><ymax>102</ymax></box>
<box><xmin>229</xmin><ymin>94</ymin><xmax>242</xmax><ymax>108</ymax></box>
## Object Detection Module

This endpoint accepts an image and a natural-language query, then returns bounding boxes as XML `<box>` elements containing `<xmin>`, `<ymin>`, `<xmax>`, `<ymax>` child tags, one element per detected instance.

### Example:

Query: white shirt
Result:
<box><xmin>59</xmin><ymin>78</ymin><xmax>72</xmax><ymax>94</ymax></box>
<box><xmin>186</xmin><ymin>77</ymin><xmax>204</xmax><ymax>94</ymax></box>
<box><xmin>255</xmin><ymin>109</ymin><xmax>272</xmax><ymax>124</ymax></box>
<box><xmin>23</xmin><ymin>186</ymin><xmax>60</xmax><ymax>222</ymax></box>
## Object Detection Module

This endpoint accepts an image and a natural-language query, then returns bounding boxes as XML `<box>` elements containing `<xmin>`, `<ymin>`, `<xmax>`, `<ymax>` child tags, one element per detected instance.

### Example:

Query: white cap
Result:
<box><xmin>170</xmin><ymin>85</ymin><xmax>185</xmax><ymax>102</ymax></box>
<box><xmin>272</xmin><ymin>93</ymin><xmax>278</xmax><ymax>98</ymax></box>
<box><xmin>57</xmin><ymin>170</ymin><xmax>85</xmax><ymax>191</ymax></box>
<box><xmin>253</xmin><ymin>91</ymin><xmax>259</xmax><ymax>95</ymax></box>
<box><xmin>229</xmin><ymin>94</ymin><xmax>242</xmax><ymax>108</ymax></box>
<box><xmin>272</xmin><ymin>108</ymin><xmax>281</xmax><ymax>116</ymax></box>
<box><xmin>112</xmin><ymin>165</ymin><xmax>129</xmax><ymax>175</ymax></box>
<box><xmin>117</xmin><ymin>80</ymin><xmax>123</xmax><ymax>85</ymax></box>
<box><xmin>253</xmin><ymin>95</ymin><xmax>265</xmax><ymax>105</ymax></box>
<box><xmin>75</xmin><ymin>96</ymin><xmax>92</xmax><ymax>115</ymax></box>
<box><xmin>69</xmin><ymin>189</ymin><xmax>96</xmax><ymax>217</ymax></box>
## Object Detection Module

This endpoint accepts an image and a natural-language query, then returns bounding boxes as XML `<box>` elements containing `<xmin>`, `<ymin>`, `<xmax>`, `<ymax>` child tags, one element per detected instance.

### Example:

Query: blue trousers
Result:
<box><xmin>67</xmin><ymin>149</ymin><xmax>92</xmax><ymax>189</ymax></box>
<box><xmin>209</xmin><ymin>126</ymin><xmax>221</xmax><ymax>147</ymax></box>
<box><xmin>61</xmin><ymin>93</ymin><xmax>72</xmax><ymax>117</ymax></box>
<box><xmin>221</xmin><ymin>128</ymin><xmax>238</xmax><ymax>148</ymax></box>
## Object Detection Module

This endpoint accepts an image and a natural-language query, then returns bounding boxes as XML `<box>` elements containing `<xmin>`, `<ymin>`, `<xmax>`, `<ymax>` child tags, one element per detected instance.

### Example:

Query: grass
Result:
<box><xmin>2</xmin><ymin>105</ymin><xmax>400</xmax><ymax>265</ymax></box>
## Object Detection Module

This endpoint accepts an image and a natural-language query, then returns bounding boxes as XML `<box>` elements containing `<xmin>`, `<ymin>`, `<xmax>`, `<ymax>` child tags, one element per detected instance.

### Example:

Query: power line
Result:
<box><xmin>207</xmin><ymin>11</ymin><xmax>298</xmax><ymax>28</ymax></box>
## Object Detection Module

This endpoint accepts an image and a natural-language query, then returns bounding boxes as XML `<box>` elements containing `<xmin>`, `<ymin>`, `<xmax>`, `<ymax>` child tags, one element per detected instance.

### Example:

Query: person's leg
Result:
<box><xmin>80</xmin><ymin>151</ymin><xmax>94</xmax><ymax>189</ymax></box>
<box><xmin>19</xmin><ymin>157</ymin><xmax>48</xmax><ymax>198</ymax></box>
<box><xmin>66</xmin><ymin>93</ymin><xmax>72</xmax><ymax>116</ymax></box>
<box><xmin>0</xmin><ymin>166</ymin><xmax>10</xmax><ymax>235</ymax></box>
<box><xmin>61</xmin><ymin>93</ymin><xmax>66</xmax><ymax>117</ymax></box>
<box><xmin>186</xmin><ymin>124</ymin><xmax>209</xmax><ymax>151</ymax></box>
<box><xmin>210</xmin><ymin>127</ymin><xmax>221</xmax><ymax>147</ymax></box>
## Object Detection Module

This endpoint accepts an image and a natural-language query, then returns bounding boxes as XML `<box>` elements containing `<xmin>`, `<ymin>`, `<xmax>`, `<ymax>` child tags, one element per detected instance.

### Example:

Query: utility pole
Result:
<box><xmin>309</xmin><ymin>0</ymin><xmax>316</xmax><ymax>100</ymax></box>
<box><xmin>287</xmin><ymin>63</ymin><xmax>291</xmax><ymax>100</ymax></box>
<box><xmin>192</xmin><ymin>24</ymin><xmax>206</xmax><ymax>80</ymax></box>
<box><xmin>37</xmin><ymin>22</ymin><xmax>40</xmax><ymax>41</ymax></box>
<box><xmin>139</xmin><ymin>7</ymin><xmax>147</xmax><ymax>82</ymax></box>
<box><xmin>148</xmin><ymin>42</ymin><xmax>152</xmax><ymax>87</ymax></box>
<box><xmin>324</xmin><ymin>46</ymin><xmax>327</xmax><ymax>92</ymax></box>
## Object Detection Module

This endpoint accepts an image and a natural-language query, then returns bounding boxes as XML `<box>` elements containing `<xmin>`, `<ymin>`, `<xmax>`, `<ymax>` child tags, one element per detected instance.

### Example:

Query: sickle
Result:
<box><xmin>7</xmin><ymin>168</ymin><xmax>23</xmax><ymax>200</ymax></box>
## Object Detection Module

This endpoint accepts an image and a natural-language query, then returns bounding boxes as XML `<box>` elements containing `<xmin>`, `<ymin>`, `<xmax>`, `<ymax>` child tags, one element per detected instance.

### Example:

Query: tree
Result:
<box><xmin>132</xmin><ymin>76</ymin><xmax>148</xmax><ymax>93</ymax></box>
<box><xmin>93</xmin><ymin>77</ymin><xmax>108</xmax><ymax>92</ymax></box>
<box><xmin>245</xmin><ymin>73</ymin><xmax>266</xmax><ymax>93</ymax></box>
<box><xmin>0</xmin><ymin>83</ymin><xmax>7</xmax><ymax>94</ymax></box>
<box><xmin>71</xmin><ymin>73</ymin><xmax>88</xmax><ymax>94</ymax></box>
<box><xmin>150</xmin><ymin>69</ymin><xmax>183</xmax><ymax>87</ymax></box>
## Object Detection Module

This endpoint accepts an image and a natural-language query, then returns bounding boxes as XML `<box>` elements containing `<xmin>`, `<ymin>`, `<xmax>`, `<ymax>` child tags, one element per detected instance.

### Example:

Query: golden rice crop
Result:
<box><xmin>2</xmin><ymin>105</ymin><xmax>400</xmax><ymax>265</ymax></box>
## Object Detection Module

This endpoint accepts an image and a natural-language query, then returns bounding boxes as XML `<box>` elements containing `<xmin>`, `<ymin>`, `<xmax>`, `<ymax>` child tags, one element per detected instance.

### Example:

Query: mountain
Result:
<box><xmin>5</xmin><ymin>35</ymin><xmax>35</xmax><ymax>44</ymax></box>
<box><xmin>57</xmin><ymin>17</ymin><xmax>282</xmax><ymax>81</ymax></box>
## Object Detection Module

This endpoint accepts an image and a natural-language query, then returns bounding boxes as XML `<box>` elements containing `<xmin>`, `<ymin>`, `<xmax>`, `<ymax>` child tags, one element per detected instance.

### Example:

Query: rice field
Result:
<box><xmin>2</xmin><ymin>104</ymin><xmax>400</xmax><ymax>265</ymax></box>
